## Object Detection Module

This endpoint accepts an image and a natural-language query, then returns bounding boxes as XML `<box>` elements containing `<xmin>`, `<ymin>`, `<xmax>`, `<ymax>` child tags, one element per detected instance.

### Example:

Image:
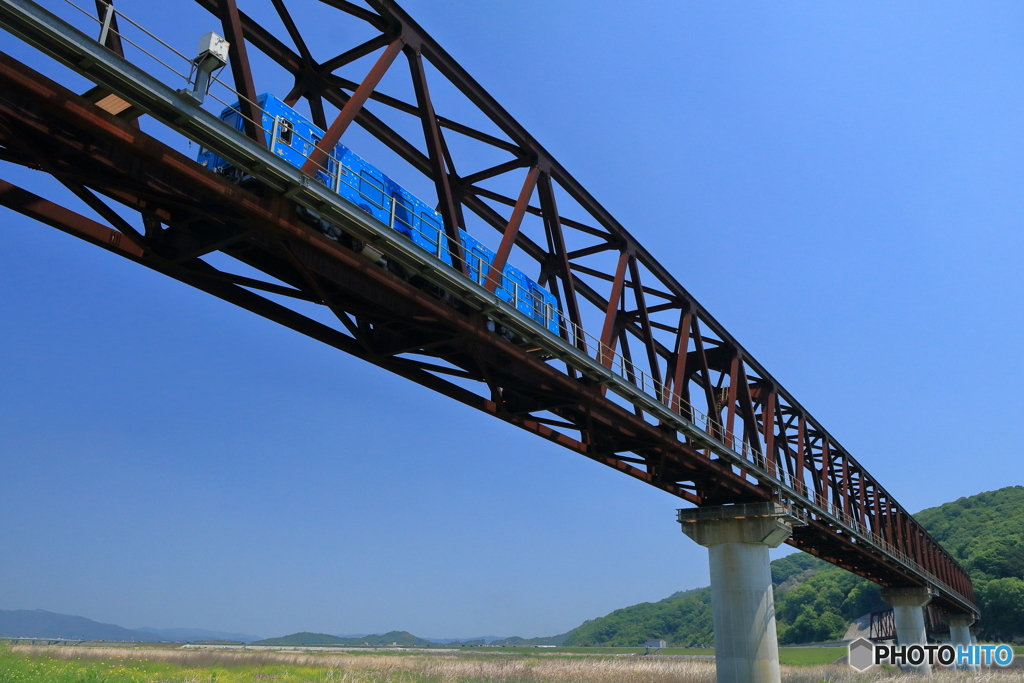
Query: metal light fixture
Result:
<box><xmin>182</xmin><ymin>31</ymin><xmax>229</xmax><ymax>104</ymax></box>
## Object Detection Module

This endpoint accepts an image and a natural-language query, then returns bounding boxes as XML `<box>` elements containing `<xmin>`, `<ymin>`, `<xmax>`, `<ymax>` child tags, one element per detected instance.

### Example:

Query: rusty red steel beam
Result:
<box><xmin>318</xmin><ymin>33</ymin><xmax>392</xmax><ymax>74</ymax></box>
<box><xmin>301</xmin><ymin>36</ymin><xmax>404</xmax><ymax>176</ymax></box>
<box><xmin>667</xmin><ymin>307</ymin><xmax>691</xmax><ymax>412</ymax></box>
<box><xmin>269</xmin><ymin>0</ymin><xmax>313</xmax><ymax>68</ymax></box>
<box><xmin>217</xmin><ymin>0</ymin><xmax>264</xmax><ymax>146</ymax></box>
<box><xmin>405</xmin><ymin>45</ymin><xmax>466</xmax><ymax>275</ymax></box>
<box><xmin>598</xmin><ymin>251</ymin><xmax>629</xmax><ymax>368</ymax></box>
<box><xmin>626</xmin><ymin>255</ymin><xmax>662</xmax><ymax>389</ymax></box>
<box><xmin>537</xmin><ymin>171</ymin><xmax>583</xmax><ymax>343</ymax></box>
<box><xmin>0</xmin><ymin>178</ymin><xmax>143</xmax><ymax>258</ymax></box>
<box><xmin>485</xmin><ymin>166</ymin><xmax>539</xmax><ymax>294</ymax></box>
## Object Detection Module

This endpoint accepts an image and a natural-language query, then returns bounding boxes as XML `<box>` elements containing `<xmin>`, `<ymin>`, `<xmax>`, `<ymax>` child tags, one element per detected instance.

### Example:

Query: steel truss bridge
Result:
<box><xmin>0</xmin><ymin>0</ymin><xmax>976</xmax><ymax>623</ymax></box>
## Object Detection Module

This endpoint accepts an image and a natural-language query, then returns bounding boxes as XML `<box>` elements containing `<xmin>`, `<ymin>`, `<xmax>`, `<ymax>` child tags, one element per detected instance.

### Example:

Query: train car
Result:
<box><xmin>333</xmin><ymin>145</ymin><xmax>454</xmax><ymax>267</ymax></box>
<box><xmin>198</xmin><ymin>93</ymin><xmax>561</xmax><ymax>335</ymax></box>
<box><xmin>459</xmin><ymin>231</ymin><xmax>557</xmax><ymax>331</ymax></box>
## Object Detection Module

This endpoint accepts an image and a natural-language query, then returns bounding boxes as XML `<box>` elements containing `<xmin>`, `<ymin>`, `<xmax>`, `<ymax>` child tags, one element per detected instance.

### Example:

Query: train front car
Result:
<box><xmin>197</xmin><ymin>93</ymin><xmax>332</xmax><ymax>186</ymax></box>
<box><xmin>197</xmin><ymin>94</ymin><xmax>562</xmax><ymax>337</ymax></box>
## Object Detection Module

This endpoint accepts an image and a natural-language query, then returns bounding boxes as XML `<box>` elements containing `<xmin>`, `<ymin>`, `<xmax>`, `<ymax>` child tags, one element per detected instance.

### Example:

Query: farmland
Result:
<box><xmin>2</xmin><ymin>644</ymin><xmax>1021</xmax><ymax>683</ymax></box>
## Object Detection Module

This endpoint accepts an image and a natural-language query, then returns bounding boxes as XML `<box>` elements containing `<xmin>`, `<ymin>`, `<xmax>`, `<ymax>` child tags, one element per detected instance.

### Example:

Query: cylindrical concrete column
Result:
<box><xmin>881</xmin><ymin>587</ymin><xmax>932</xmax><ymax>676</ymax></box>
<box><xmin>708</xmin><ymin>542</ymin><xmax>779</xmax><ymax>683</ymax></box>
<box><xmin>944</xmin><ymin>614</ymin><xmax>974</xmax><ymax>671</ymax></box>
<box><xmin>678</xmin><ymin>503</ymin><xmax>801</xmax><ymax>683</ymax></box>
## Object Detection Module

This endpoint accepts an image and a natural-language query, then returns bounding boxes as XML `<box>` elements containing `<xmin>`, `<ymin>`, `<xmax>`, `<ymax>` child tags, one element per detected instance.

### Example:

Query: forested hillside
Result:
<box><xmin>564</xmin><ymin>552</ymin><xmax>885</xmax><ymax>646</ymax></box>
<box><xmin>915</xmin><ymin>486</ymin><xmax>1024</xmax><ymax>641</ymax></box>
<box><xmin>562</xmin><ymin>486</ymin><xmax>1024</xmax><ymax>646</ymax></box>
<box><xmin>564</xmin><ymin>587</ymin><xmax>714</xmax><ymax>648</ymax></box>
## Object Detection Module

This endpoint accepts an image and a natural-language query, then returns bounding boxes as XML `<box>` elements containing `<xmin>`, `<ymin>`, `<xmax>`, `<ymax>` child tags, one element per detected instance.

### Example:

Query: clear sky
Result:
<box><xmin>1</xmin><ymin>0</ymin><xmax>1023</xmax><ymax>640</ymax></box>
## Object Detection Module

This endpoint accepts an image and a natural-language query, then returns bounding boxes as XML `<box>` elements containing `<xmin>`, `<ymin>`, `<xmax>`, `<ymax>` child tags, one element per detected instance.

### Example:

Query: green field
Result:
<box><xmin>0</xmin><ymin>649</ymin><xmax>316</xmax><ymax>683</ymax></box>
<box><xmin>777</xmin><ymin>648</ymin><xmax>844</xmax><ymax>666</ymax></box>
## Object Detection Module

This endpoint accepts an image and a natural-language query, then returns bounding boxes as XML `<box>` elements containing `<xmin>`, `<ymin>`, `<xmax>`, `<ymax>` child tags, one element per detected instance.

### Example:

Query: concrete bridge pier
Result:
<box><xmin>881</xmin><ymin>587</ymin><xmax>933</xmax><ymax>676</ymax></box>
<box><xmin>969</xmin><ymin>626</ymin><xmax>981</xmax><ymax>669</ymax></box>
<box><xmin>678</xmin><ymin>503</ymin><xmax>802</xmax><ymax>683</ymax></box>
<box><xmin>943</xmin><ymin>614</ymin><xmax>975</xmax><ymax>670</ymax></box>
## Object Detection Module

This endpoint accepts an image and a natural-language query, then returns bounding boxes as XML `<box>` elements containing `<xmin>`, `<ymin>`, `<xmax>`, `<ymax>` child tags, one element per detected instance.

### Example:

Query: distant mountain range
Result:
<box><xmin>0</xmin><ymin>610</ymin><xmax>147</xmax><ymax>642</ymax></box>
<box><xmin>254</xmin><ymin>631</ymin><xmax>435</xmax><ymax>647</ymax></box>
<box><xmin>251</xmin><ymin>631</ymin><xmax>569</xmax><ymax>647</ymax></box>
<box><xmin>0</xmin><ymin>610</ymin><xmax>260</xmax><ymax>643</ymax></box>
<box><xmin>0</xmin><ymin>609</ymin><xmax>565</xmax><ymax>648</ymax></box>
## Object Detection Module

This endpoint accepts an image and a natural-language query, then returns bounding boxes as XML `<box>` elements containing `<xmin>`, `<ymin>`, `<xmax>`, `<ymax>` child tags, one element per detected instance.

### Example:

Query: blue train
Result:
<box><xmin>197</xmin><ymin>93</ymin><xmax>560</xmax><ymax>335</ymax></box>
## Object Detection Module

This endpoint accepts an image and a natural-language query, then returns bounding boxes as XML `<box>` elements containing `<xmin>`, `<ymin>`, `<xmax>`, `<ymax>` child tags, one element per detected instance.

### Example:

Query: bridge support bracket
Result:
<box><xmin>678</xmin><ymin>503</ymin><xmax>801</xmax><ymax>683</ymax></box>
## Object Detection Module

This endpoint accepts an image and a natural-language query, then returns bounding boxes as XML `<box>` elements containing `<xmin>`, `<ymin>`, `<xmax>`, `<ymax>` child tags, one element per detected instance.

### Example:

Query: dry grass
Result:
<box><xmin>11</xmin><ymin>645</ymin><xmax>1024</xmax><ymax>683</ymax></box>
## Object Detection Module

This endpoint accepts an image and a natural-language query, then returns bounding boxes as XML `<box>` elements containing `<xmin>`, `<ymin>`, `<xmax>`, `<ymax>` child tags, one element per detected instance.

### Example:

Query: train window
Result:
<box><xmin>419</xmin><ymin>212</ymin><xmax>442</xmax><ymax>252</ymax></box>
<box><xmin>472</xmin><ymin>245</ymin><xmax>489</xmax><ymax>284</ymax></box>
<box><xmin>359</xmin><ymin>171</ymin><xmax>384</xmax><ymax>208</ymax></box>
<box><xmin>391</xmin><ymin>194</ymin><xmax>414</xmax><ymax>231</ymax></box>
<box><xmin>392</xmin><ymin>194</ymin><xmax>414</xmax><ymax>214</ymax></box>
<box><xmin>277</xmin><ymin>118</ymin><xmax>294</xmax><ymax>146</ymax></box>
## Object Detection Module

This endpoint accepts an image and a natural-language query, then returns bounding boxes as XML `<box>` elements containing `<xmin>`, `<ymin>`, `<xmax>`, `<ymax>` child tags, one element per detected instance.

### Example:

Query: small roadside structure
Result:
<box><xmin>645</xmin><ymin>639</ymin><xmax>667</xmax><ymax>649</ymax></box>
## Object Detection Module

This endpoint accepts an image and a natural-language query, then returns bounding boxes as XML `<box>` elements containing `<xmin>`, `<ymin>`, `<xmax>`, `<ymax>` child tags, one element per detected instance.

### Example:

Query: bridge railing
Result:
<box><xmin>31</xmin><ymin>0</ymin><xmax>973</xmax><ymax>614</ymax></box>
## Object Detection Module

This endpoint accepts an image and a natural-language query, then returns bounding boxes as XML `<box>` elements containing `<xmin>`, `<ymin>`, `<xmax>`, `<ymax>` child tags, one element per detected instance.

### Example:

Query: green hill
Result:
<box><xmin>562</xmin><ymin>486</ymin><xmax>1024</xmax><ymax>646</ymax></box>
<box><xmin>563</xmin><ymin>554</ymin><xmax>883</xmax><ymax>647</ymax></box>
<box><xmin>564</xmin><ymin>587</ymin><xmax>714</xmax><ymax>647</ymax></box>
<box><xmin>253</xmin><ymin>632</ymin><xmax>347</xmax><ymax>645</ymax></box>
<box><xmin>254</xmin><ymin>631</ymin><xmax>433</xmax><ymax>647</ymax></box>
<box><xmin>915</xmin><ymin>486</ymin><xmax>1024</xmax><ymax>641</ymax></box>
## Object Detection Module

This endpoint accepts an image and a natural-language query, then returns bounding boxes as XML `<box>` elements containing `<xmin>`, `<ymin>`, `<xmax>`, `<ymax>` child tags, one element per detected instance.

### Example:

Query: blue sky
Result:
<box><xmin>1</xmin><ymin>0</ymin><xmax>1023</xmax><ymax>639</ymax></box>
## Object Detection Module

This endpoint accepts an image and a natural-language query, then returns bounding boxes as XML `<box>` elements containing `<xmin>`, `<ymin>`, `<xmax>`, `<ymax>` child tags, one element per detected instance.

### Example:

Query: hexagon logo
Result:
<box><xmin>848</xmin><ymin>637</ymin><xmax>874</xmax><ymax>671</ymax></box>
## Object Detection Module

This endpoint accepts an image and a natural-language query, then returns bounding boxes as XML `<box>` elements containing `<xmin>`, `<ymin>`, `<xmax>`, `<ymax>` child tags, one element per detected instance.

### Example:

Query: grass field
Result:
<box><xmin>2</xmin><ymin>644</ymin><xmax>1022</xmax><ymax>683</ymax></box>
<box><xmin>778</xmin><ymin>648</ymin><xmax>845</xmax><ymax>666</ymax></box>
